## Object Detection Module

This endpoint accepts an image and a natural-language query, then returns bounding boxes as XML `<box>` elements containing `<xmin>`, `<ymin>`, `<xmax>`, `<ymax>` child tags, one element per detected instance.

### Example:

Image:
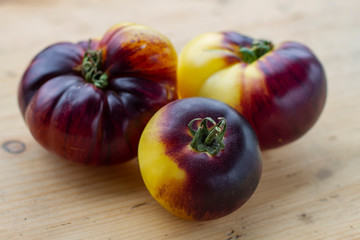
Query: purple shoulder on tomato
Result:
<box><xmin>18</xmin><ymin>42</ymin><xmax>86</xmax><ymax>116</ymax></box>
<box><xmin>158</xmin><ymin>97</ymin><xmax>262</xmax><ymax>220</ymax></box>
<box><xmin>222</xmin><ymin>31</ymin><xmax>254</xmax><ymax>47</ymax></box>
<box><xmin>245</xmin><ymin>41</ymin><xmax>327</xmax><ymax>149</ymax></box>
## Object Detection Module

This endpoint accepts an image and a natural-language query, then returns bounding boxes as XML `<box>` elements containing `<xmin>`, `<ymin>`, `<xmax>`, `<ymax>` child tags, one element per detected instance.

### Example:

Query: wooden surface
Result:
<box><xmin>0</xmin><ymin>0</ymin><xmax>359</xmax><ymax>239</ymax></box>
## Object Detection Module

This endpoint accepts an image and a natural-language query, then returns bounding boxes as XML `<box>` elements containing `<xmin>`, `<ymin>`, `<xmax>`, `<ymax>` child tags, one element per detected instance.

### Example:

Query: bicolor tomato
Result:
<box><xmin>177</xmin><ymin>31</ymin><xmax>327</xmax><ymax>149</ymax></box>
<box><xmin>18</xmin><ymin>23</ymin><xmax>177</xmax><ymax>165</ymax></box>
<box><xmin>138</xmin><ymin>97</ymin><xmax>262</xmax><ymax>221</ymax></box>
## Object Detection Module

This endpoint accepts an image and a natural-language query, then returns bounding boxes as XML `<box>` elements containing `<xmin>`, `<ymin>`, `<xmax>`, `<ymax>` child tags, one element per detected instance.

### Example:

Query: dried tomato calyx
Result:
<box><xmin>81</xmin><ymin>40</ymin><xmax>108</xmax><ymax>89</ymax></box>
<box><xmin>239</xmin><ymin>39</ymin><xmax>273</xmax><ymax>64</ymax></box>
<box><xmin>188</xmin><ymin>117</ymin><xmax>226</xmax><ymax>156</ymax></box>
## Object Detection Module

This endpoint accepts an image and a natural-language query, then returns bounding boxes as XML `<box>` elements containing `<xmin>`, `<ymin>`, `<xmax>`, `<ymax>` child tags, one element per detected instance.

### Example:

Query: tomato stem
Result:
<box><xmin>188</xmin><ymin>117</ymin><xmax>226</xmax><ymax>156</ymax></box>
<box><xmin>80</xmin><ymin>40</ymin><xmax>108</xmax><ymax>88</ymax></box>
<box><xmin>239</xmin><ymin>39</ymin><xmax>273</xmax><ymax>64</ymax></box>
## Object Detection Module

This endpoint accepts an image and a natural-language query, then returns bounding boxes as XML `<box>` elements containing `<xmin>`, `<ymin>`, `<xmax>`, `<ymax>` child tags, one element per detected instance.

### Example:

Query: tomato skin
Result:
<box><xmin>177</xmin><ymin>32</ymin><xmax>327</xmax><ymax>149</ymax></box>
<box><xmin>138</xmin><ymin>97</ymin><xmax>262</xmax><ymax>221</ymax></box>
<box><xmin>18</xmin><ymin>23</ymin><xmax>177</xmax><ymax>165</ymax></box>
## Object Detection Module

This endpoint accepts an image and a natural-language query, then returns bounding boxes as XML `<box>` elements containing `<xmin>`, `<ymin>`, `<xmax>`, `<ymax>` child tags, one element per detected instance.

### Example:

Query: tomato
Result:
<box><xmin>18</xmin><ymin>23</ymin><xmax>177</xmax><ymax>165</ymax></box>
<box><xmin>177</xmin><ymin>31</ymin><xmax>327</xmax><ymax>149</ymax></box>
<box><xmin>138</xmin><ymin>97</ymin><xmax>262</xmax><ymax>221</ymax></box>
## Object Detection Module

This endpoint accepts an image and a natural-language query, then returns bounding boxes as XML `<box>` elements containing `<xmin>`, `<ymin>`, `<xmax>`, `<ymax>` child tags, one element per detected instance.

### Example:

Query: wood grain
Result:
<box><xmin>1</xmin><ymin>0</ymin><xmax>359</xmax><ymax>239</ymax></box>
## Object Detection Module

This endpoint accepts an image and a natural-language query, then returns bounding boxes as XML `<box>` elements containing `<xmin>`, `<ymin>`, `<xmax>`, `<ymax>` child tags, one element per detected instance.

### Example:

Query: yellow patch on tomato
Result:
<box><xmin>243</xmin><ymin>62</ymin><xmax>269</xmax><ymax>97</ymax></box>
<box><xmin>177</xmin><ymin>32</ymin><xmax>236</xmax><ymax>98</ymax></box>
<box><xmin>198</xmin><ymin>63</ymin><xmax>243</xmax><ymax>111</ymax></box>
<box><xmin>138</xmin><ymin>107</ymin><xmax>192</xmax><ymax>219</ymax></box>
<box><xmin>107</xmin><ymin>22</ymin><xmax>134</xmax><ymax>32</ymax></box>
<box><xmin>197</xmin><ymin>62</ymin><xmax>268</xmax><ymax>113</ymax></box>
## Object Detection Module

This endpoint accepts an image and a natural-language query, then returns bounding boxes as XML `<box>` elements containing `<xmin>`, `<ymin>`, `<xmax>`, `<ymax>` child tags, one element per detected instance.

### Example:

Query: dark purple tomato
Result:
<box><xmin>18</xmin><ymin>23</ymin><xmax>177</xmax><ymax>165</ymax></box>
<box><xmin>138</xmin><ymin>97</ymin><xmax>262</xmax><ymax>221</ymax></box>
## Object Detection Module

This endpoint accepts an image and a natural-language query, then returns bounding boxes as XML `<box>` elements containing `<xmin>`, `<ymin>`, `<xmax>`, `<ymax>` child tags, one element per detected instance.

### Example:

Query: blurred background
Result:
<box><xmin>1</xmin><ymin>0</ymin><xmax>355</xmax><ymax>62</ymax></box>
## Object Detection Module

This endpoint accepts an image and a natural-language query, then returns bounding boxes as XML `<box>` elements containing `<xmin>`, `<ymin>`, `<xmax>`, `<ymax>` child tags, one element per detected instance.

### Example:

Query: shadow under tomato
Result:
<box><xmin>47</xmin><ymin>155</ymin><xmax>147</xmax><ymax>200</ymax></box>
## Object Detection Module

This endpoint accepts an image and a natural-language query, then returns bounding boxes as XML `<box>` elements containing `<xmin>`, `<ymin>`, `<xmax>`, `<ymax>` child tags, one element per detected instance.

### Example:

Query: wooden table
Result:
<box><xmin>1</xmin><ymin>0</ymin><xmax>359</xmax><ymax>239</ymax></box>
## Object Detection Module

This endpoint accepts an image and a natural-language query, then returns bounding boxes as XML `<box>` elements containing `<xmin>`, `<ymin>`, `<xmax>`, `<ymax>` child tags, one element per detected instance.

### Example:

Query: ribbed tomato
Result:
<box><xmin>18</xmin><ymin>23</ymin><xmax>177</xmax><ymax>165</ymax></box>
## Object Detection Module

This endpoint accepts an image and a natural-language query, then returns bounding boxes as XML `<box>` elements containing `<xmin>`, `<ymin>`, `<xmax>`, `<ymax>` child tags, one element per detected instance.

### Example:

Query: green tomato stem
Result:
<box><xmin>80</xmin><ymin>40</ymin><xmax>108</xmax><ymax>89</ymax></box>
<box><xmin>188</xmin><ymin>117</ymin><xmax>226</xmax><ymax>156</ymax></box>
<box><xmin>239</xmin><ymin>39</ymin><xmax>273</xmax><ymax>64</ymax></box>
